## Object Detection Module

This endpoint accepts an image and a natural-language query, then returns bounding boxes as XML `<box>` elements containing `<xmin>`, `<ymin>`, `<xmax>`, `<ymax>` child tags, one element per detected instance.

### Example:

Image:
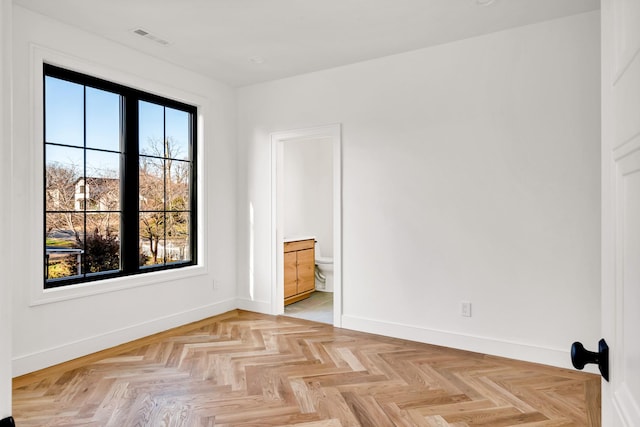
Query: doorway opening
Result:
<box><xmin>271</xmin><ymin>124</ymin><xmax>342</xmax><ymax>327</ymax></box>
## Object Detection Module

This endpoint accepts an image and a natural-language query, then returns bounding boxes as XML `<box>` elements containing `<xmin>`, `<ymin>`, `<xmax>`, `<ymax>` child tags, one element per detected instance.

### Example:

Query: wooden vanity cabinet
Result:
<box><xmin>284</xmin><ymin>239</ymin><xmax>315</xmax><ymax>305</ymax></box>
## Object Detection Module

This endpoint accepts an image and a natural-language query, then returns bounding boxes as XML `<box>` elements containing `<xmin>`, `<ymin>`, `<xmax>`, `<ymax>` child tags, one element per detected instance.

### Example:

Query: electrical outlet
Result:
<box><xmin>461</xmin><ymin>301</ymin><xmax>472</xmax><ymax>317</ymax></box>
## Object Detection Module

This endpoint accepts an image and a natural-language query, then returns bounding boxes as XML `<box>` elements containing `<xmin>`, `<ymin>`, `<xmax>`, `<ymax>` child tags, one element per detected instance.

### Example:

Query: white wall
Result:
<box><xmin>0</xmin><ymin>0</ymin><xmax>13</xmax><ymax>417</ymax></box>
<box><xmin>237</xmin><ymin>12</ymin><xmax>601</xmax><ymax>369</ymax></box>
<box><xmin>11</xmin><ymin>6</ymin><xmax>237</xmax><ymax>376</ymax></box>
<box><xmin>283</xmin><ymin>137</ymin><xmax>333</xmax><ymax>258</ymax></box>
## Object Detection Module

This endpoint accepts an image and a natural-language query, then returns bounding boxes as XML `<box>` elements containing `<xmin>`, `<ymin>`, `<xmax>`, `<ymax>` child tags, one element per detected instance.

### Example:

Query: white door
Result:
<box><xmin>0</xmin><ymin>0</ymin><xmax>13</xmax><ymax>420</ymax></box>
<box><xmin>601</xmin><ymin>0</ymin><xmax>640</xmax><ymax>425</ymax></box>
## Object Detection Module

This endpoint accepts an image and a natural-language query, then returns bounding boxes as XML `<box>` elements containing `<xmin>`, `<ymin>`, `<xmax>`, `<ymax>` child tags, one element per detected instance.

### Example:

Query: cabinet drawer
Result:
<box><xmin>284</xmin><ymin>239</ymin><xmax>315</xmax><ymax>252</ymax></box>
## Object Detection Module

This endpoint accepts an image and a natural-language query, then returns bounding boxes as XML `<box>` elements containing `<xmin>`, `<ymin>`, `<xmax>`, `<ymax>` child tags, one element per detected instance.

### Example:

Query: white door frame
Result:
<box><xmin>270</xmin><ymin>124</ymin><xmax>342</xmax><ymax>327</ymax></box>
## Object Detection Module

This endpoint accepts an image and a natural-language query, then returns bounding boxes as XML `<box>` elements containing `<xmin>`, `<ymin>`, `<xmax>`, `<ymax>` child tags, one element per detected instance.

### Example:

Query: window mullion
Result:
<box><xmin>189</xmin><ymin>114</ymin><xmax>197</xmax><ymax>264</ymax></box>
<box><xmin>121</xmin><ymin>94</ymin><xmax>139</xmax><ymax>273</ymax></box>
<box><xmin>82</xmin><ymin>85</ymin><xmax>87</xmax><ymax>278</ymax></box>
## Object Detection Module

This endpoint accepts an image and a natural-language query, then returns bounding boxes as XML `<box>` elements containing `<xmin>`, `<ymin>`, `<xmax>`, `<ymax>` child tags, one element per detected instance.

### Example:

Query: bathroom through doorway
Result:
<box><xmin>271</xmin><ymin>124</ymin><xmax>342</xmax><ymax>326</ymax></box>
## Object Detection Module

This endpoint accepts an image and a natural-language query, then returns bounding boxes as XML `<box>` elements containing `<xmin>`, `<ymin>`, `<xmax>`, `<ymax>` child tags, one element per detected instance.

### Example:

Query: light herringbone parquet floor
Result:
<box><xmin>13</xmin><ymin>310</ymin><xmax>600</xmax><ymax>426</ymax></box>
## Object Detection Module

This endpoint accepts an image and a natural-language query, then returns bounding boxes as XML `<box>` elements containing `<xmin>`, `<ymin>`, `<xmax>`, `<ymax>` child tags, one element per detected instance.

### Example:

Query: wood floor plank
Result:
<box><xmin>12</xmin><ymin>309</ymin><xmax>600</xmax><ymax>426</ymax></box>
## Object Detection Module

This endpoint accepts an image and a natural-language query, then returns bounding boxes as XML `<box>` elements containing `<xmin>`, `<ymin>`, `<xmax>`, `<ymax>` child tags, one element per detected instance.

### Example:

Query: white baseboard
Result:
<box><xmin>235</xmin><ymin>298</ymin><xmax>272</xmax><ymax>314</ymax></box>
<box><xmin>12</xmin><ymin>298</ymin><xmax>237</xmax><ymax>377</ymax></box>
<box><xmin>13</xmin><ymin>301</ymin><xmax>588</xmax><ymax>377</ymax></box>
<box><xmin>341</xmin><ymin>314</ymin><xmax>580</xmax><ymax>371</ymax></box>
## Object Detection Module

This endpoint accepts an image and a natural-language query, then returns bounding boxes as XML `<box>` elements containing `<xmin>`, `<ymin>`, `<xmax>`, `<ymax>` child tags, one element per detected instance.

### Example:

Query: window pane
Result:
<box><xmin>165</xmin><ymin>107</ymin><xmax>189</xmax><ymax>160</ymax></box>
<box><xmin>85</xmin><ymin>213</ymin><xmax>120</xmax><ymax>274</ymax></box>
<box><xmin>86</xmin><ymin>87</ymin><xmax>120</xmax><ymax>151</ymax></box>
<box><xmin>139</xmin><ymin>101</ymin><xmax>164</xmax><ymax>157</ymax></box>
<box><xmin>86</xmin><ymin>150</ymin><xmax>120</xmax><ymax>211</ymax></box>
<box><xmin>45</xmin><ymin>213</ymin><xmax>84</xmax><ymax>280</ymax></box>
<box><xmin>166</xmin><ymin>212</ymin><xmax>190</xmax><ymax>263</ymax></box>
<box><xmin>166</xmin><ymin>159</ymin><xmax>190</xmax><ymax>211</ymax></box>
<box><xmin>45</xmin><ymin>145</ymin><xmax>83</xmax><ymax>211</ymax></box>
<box><xmin>45</xmin><ymin>76</ymin><xmax>84</xmax><ymax>147</ymax></box>
<box><xmin>139</xmin><ymin>212</ymin><xmax>165</xmax><ymax>267</ymax></box>
<box><xmin>139</xmin><ymin>156</ymin><xmax>164</xmax><ymax>211</ymax></box>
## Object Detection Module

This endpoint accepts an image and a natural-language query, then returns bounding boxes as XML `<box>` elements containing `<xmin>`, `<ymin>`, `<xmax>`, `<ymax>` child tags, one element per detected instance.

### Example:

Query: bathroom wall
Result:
<box><xmin>10</xmin><ymin>6</ymin><xmax>237</xmax><ymax>375</ymax></box>
<box><xmin>236</xmin><ymin>11</ymin><xmax>601</xmax><ymax>369</ymax></box>
<box><xmin>283</xmin><ymin>136</ymin><xmax>334</xmax><ymax>260</ymax></box>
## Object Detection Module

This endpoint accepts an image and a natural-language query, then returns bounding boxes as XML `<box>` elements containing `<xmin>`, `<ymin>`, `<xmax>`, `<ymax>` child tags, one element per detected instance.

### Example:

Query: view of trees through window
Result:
<box><xmin>44</xmin><ymin>66</ymin><xmax>196</xmax><ymax>287</ymax></box>
<box><xmin>138</xmin><ymin>101</ymin><xmax>192</xmax><ymax>267</ymax></box>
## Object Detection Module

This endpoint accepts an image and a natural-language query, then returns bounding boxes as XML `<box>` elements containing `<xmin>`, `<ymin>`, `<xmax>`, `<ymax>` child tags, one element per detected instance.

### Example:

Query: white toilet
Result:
<box><xmin>314</xmin><ymin>241</ymin><xmax>333</xmax><ymax>292</ymax></box>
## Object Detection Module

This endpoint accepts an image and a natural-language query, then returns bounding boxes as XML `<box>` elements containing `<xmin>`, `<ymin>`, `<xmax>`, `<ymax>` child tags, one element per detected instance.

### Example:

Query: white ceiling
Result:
<box><xmin>14</xmin><ymin>0</ymin><xmax>599</xmax><ymax>87</ymax></box>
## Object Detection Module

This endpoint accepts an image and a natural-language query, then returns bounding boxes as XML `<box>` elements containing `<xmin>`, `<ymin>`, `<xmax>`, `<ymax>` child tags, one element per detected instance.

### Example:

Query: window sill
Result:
<box><xmin>30</xmin><ymin>264</ymin><xmax>206</xmax><ymax>306</ymax></box>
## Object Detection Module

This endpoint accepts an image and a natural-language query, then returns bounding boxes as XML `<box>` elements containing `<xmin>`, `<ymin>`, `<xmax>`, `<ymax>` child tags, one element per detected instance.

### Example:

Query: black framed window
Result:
<box><xmin>44</xmin><ymin>64</ymin><xmax>197</xmax><ymax>288</ymax></box>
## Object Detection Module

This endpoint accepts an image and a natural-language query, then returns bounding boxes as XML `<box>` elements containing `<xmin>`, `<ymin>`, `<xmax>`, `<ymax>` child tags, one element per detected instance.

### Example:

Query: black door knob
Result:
<box><xmin>0</xmin><ymin>416</ymin><xmax>15</xmax><ymax>427</ymax></box>
<box><xmin>571</xmin><ymin>339</ymin><xmax>609</xmax><ymax>382</ymax></box>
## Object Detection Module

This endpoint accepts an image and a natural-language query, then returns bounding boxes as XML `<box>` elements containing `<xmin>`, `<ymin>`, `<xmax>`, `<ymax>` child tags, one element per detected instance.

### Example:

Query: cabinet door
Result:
<box><xmin>296</xmin><ymin>248</ymin><xmax>315</xmax><ymax>293</ymax></box>
<box><xmin>284</xmin><ymin>251</ymin><xmax>298</xmax><ymax>298</ymax></box>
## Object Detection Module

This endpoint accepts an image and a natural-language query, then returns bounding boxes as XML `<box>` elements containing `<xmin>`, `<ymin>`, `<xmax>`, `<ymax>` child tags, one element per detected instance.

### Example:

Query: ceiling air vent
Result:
<box><xmin>131</xmin><ymin>28</ymin><xmax>169</xmax><ymax>46</ymax></box>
